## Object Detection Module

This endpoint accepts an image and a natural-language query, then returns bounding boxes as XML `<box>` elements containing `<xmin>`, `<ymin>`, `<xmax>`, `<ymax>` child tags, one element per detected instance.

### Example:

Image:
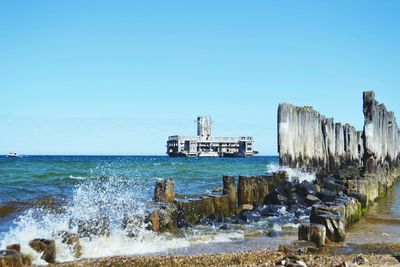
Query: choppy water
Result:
<box><xmin>0</xmin><ymin>155</ymin><xmax>314</xmax><ymax>264</ymax></box>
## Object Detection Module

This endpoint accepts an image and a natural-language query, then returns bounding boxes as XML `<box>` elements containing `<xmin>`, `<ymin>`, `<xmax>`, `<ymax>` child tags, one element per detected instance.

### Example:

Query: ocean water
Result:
<box><xmin>0</xmin><ymin>155</ymin><xmax>315</xmax><ymax>264</ymax></box>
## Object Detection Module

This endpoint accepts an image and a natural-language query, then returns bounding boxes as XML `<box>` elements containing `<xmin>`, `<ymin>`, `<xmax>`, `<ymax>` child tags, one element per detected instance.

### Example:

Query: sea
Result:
<box><xmin>0</xmin><ymin>155</ymin><xmax>398</xmax><ymax>264</ymax></box>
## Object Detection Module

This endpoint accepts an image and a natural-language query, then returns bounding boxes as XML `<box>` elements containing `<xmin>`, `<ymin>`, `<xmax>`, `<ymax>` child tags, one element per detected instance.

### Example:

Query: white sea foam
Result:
<box><xmin>68</xmin><ymin>175</ymin><xmax>85</xmax><ymax>180</ymax></box>
<box><xmin>266</xmin><ymin>163</ymin><xmax>316</xmax><ymax>183</ymax></box>
<box><xmin>0</xmin><ymin>173</ymin><xmax>245</xmax><ymax>263</ymax></box>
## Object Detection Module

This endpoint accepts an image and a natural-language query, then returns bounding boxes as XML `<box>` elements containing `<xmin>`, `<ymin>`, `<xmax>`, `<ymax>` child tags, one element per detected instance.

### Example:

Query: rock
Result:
<box><xmin>278</xmin><ymin>240</ymin><xmax>317</xmax><ymax>255</ymax></box>
<box><xmin>275</xmin><ymin>181</ymin><xmax>292</xmax><ymax>196</ymax></box>
<box><xmin>154</xmin><ymin>178</ymin><xmax>175</xmax><ymax>203</ymax></box>
<box><xmin>219</xmin><ymin>223</ymin><xmax>232</xmax><ymax>230</ymax></box>
<box><xmin>266</xmin><ymin>191</ymin><xmax>289</xmax><ymax>206</ymax></box>
<box><xmin>288</xmin><ymin>192</ymin><xmax>307</xmax><ymax>209</ymax></box>
<box><xmin>29</xmin><ymin>238</ymin><xmax>56</xmax><ymax>263</ymax></box>
<box><xmin>58</xmin><ymin>231</ymin><xmax>82</xmax><ymax>258</ymax></box>
<box><xmin>259</xmin><ymin>205</ymin><xmax>286</xmax><ymax>217</ymax></box>
<box><xmin>199</xmin><ymin>218</ymin><xmax>213</xmax><ymax>226</ymax></box>
<box><xmin>238</xmin><ymin>210</ymin><xmax>261</xmax><ymax>223</ymax></box>
<box><xmin>392</xmin><ymin>252</ymin><xmax>400</xmax><ymax>262</ymax></box>
<box><xmin>298</xmin><ymin>223</ymin><xmax>326</xmax><ymax>247</ymax></box>
<box><xmin>223</xmin><ymin>175</ymin><xmax>236</xmax><ymax>216</ymax></box>
<box><xmin>295</xmin><ymin>181</ymin><xmax>317</xmax><ymax>197</ymax></box>
<box><xmin>0</xmin><ymin>249</ymin><xmax>23</xmax><ymax>267</ymax></box>
<box><xmin>76</xmin><ymin>217</ymin><xmax>110</xmax><ymax>238</ymax></box>
<box><xmin>305</xmin><ymin>195</ymin><xmax>323</xmax><ymax>206</ymax></box>
<box><xmin>275</xmin><ymin>255</ymin><xmax>307</xmax><ymax>267</ymax></box>
<box><xmin>353</xmin><ymin>254</ymin><xmax>368</xmax><ymax>265</ymax></box>
<box><xmin>316</xmin><ymin>188</ymin><xmax>338</xmax><ymax>203</ymax></box>
<box><xmin>177</xmin><ymin>219</ymin><xmax>193</xmax><ymax>228</ymax></box>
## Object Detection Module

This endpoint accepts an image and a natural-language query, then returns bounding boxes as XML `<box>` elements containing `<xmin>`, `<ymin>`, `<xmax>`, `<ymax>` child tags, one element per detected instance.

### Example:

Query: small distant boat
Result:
<box><xmin>7</xmin><ymin>152</ymin><xmax>19</xmax><ymax>157</ymax></box>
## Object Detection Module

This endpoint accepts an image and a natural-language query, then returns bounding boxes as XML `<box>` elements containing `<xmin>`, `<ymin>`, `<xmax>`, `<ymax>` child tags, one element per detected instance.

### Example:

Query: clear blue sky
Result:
<box><xmin>1</xmin><ymin>1</ymin><xmax>399</xmax><ymax>155</ymax></box>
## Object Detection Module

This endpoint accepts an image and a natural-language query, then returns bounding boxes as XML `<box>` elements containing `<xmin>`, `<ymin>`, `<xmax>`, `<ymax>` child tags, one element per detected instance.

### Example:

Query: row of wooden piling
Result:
<box><xmin>150</xmin><ymin>171</ymin><xmax>289</xmax><ymax>232</ymax></box>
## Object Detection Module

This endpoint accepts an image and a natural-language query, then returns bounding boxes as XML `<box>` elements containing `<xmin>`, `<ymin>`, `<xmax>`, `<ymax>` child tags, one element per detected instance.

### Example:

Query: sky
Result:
<box><xmin>0</xmin><ymin>1</ymin><xmax>399</xmax><ymax>155</ymax></box>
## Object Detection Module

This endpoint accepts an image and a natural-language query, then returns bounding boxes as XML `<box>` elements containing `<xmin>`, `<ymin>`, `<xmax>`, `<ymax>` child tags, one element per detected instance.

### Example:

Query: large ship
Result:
<box><xmin>166</xmin><ymin>116</ymin><xmax>256</xmax><ymax>157</ymax></box>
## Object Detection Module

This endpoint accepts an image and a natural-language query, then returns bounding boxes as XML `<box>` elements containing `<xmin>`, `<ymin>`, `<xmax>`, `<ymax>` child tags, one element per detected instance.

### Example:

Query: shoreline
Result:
<box><xmin>51</xmin><ymin>243</ymin><xmax>400</xmax><ymax>267</ymax></box>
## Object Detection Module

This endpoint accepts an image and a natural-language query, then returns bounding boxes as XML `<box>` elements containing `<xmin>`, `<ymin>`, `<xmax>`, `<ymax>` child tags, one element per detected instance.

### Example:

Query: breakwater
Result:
<box><xmin>278</xmin><ymin>91</ymin><xmax>400</xmax><ymax>174</ymax></box>
<box><xmin>278</xmin><ymin>91</ymin><xmax>400</xmax><ymax>249</ymax></box>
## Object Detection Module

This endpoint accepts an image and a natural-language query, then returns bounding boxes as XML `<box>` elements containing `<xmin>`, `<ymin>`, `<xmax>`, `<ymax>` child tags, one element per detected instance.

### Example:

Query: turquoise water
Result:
<box><xmin>0</xmin><ymin>156</ymin><xmax>278</xmax><ymax>232</ymax></box>
<box><xmin>1</xmin><ymin>155</ymin><xmax>292</xmax><ymax>263</ymax></box>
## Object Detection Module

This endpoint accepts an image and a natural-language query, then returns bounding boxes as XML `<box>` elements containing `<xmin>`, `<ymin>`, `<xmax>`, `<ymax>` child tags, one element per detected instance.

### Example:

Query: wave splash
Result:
<box><xmin>266</xmin><ymin>163</ymin><xmax>316</xmax><ymax>183</ymax></box>
<box><xmin>0</xmin><ymin>170</ymin><xmax>243</xmax><ymax>264</ymax></box>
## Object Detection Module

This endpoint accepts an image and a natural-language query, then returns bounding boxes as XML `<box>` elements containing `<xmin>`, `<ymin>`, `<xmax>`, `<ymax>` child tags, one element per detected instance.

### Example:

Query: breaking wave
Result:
<box><xmin>0</xmin><ymin>172</ymin><xmax>244</xmax><ymax>264</ymax></box>
<box><xmin>0</xmin><ymin>158</ymin><xmax>309</xmax><ymax>264</ymax></box>
<box><xmin>266</xmin><ymin>164</ymin><xmax>316</xmax><ymax>183</ymax></box>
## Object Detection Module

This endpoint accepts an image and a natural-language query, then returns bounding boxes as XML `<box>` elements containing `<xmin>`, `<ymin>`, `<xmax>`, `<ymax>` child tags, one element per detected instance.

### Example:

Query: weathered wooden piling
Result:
<box><xmin>210</xmin><ymin>194</ymin><xmax>230</xmax><ymax>218</ymax></box>
<box><xmin>175</xmin><ymin>197</ymin><xmax>215</xmax><ymax>225</ymax></box>
<box><xmin>154</xmin><ymin>178</ymin><xmax>175</xmax><ymax>203</ymax></box>
<box><xmin>238</xmin><ymin>176</ymin><xmax>254</xmax><ymax>206</ymax></box>
<box><xmin>0</xmin><ymin>249</ymin><xmax>23</xmax><ymax>267</ymax></box>
<box><xmin>298</xmin><ymin>223</ymin><xmax>326</xmax><ymax>248</ymax></box>
<box><xmin>319</xmin><ymin>214</ymin><xmax>345</xmax><ymax>242</ymax></box>
<box><xmin>237</xmin><ymin>173</ymin><xmax>289</xmax><ymax>207</ymax></box>
<box><xmin>309</xmin><ymin>204</ymin><xmax>346</xmax><ymax>242</ymax></box>
<box><xmin>148</xmin><ymin>204</ymin><xmax>178</xmax><ymax>233</ymax></box>
<box><xmin>223</xmin><ymin>175</ymin><xmax>236</xmax><ymax>216</ymax></box>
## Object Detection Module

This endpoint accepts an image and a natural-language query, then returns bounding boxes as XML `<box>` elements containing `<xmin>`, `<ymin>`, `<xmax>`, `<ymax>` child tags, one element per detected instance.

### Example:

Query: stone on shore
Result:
<box><xmin>29</xmin><ymin>238</ymin><xmax>56</xmax><ymax>263</ymax></box>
